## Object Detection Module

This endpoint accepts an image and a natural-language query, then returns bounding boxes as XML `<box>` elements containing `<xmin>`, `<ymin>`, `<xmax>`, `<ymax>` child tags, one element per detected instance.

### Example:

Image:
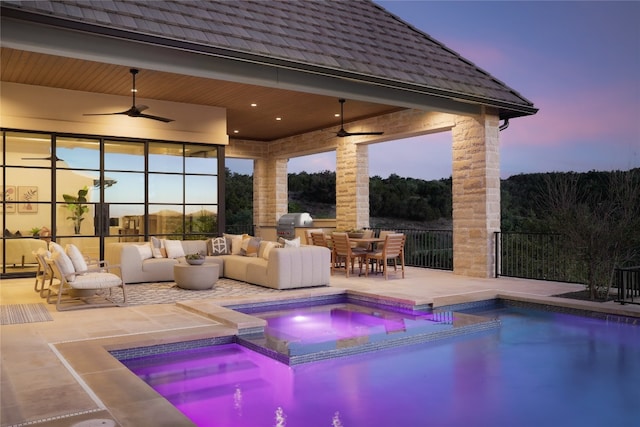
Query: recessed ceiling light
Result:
<box><xmin>251</xmin><ymin>103</ymin><xmax>257</xmax><ymax>107</ymax></box>
<box><xmin>233</xmin><ymin>130</ymin><xmax>239</xmax><ymax>134</ymax></box>
<box><xmin>276</xmin><ymin>117</ymin><xmax>282</xmax><ymax>121</ymax></box>
<box><xmin>334</xmin><ymin>113</ymin><xmax>340</xmax><ymax>117</ymax></box>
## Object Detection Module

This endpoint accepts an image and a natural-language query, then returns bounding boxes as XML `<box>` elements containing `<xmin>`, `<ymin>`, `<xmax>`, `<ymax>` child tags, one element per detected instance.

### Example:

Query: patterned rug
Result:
<box><xmin>124</xmin><ymin>278</ymin><xmax>282</xmax><ymax>306</ymax></box>
<box><xmin>0</xmin><ymin>303</ymin><xmax>53</xmax><ymax>325</ymax></box>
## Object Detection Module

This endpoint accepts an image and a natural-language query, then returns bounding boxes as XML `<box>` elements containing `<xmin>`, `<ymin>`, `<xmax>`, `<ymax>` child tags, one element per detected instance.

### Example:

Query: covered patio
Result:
<box><xmin>1</xmin><ymin>0</ymin><xmax>538</xmax><ymax>278</ymax></box>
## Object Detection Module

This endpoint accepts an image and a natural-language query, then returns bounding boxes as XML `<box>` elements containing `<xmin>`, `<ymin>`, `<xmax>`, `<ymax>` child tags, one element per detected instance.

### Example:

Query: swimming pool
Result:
<box><xmin>121</xmin><ymin>301</ymin><xmax>640</xmax><ymax>427</ymax></box>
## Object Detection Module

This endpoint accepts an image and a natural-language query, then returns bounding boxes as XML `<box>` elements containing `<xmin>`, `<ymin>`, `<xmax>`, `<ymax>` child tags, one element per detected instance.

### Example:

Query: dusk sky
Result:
<box><xmin>228</xmin><ymin>0</ymin><xmax>640</xmax><ymax>180</ymax></box>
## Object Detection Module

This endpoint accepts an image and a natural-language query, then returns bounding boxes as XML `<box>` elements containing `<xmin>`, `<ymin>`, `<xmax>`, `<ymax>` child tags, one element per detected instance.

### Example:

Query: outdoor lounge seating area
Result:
<box><xmin>25</xmin><ymin>232</ymin><xmax>407</xmax><ymax>312</ymax></box>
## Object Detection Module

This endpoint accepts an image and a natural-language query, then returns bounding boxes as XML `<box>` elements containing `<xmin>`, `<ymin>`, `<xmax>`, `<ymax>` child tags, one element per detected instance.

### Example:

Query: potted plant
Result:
<box><xmin>30</xmin><ymin>227</ymin><xmax>42</xmax><ymax>237</ymax></box>
<box><xmin>62</xmin><ymin>186</ymin><xmax>89</xmax><ymax>234</ymax></box>
<box><xmin>185</xmin><ymin>252</ymin><xmax>205</xmax><ymax>265</ymax></box>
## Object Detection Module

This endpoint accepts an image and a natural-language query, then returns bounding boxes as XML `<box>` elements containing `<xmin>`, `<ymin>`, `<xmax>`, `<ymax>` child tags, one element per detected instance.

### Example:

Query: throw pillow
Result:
<box><xmin>135</xmin><ymin>243</ymin><xmax>153</xmax><ymax>261</ymax></box>
<box><xmin>260</xmin><ymin>241</ymin><xmax>277</xmax><ymax>260</ymax></box>
<box><xmin>150</xmin><ymin>236</ymin><xmax>166</xmax><ymax>258</ymax></box>
<box><xmin>163</xmin><ymin>239</ymin><xmax>186</xmax><ymax>258</ymax></box>
<box><xmin>65</xmin><ymin>244</ymin><xmax>88</xmax><ymax>272</ymax></box>
<box><xmin>282</xmin><ymin>236</ymin><xmax>301</xmax><ymax>248</ymax></box>
<box><xmin>51</xmin><ymin>248</ymin><xmax>76</xmax><ymax>282</ymax></box>
<box><xmin>241</xmin><ymin>236</ymin><xmax>261</xmax><ymax>257</ymax></box>
<box><xmin>223</xmin><ymin>233</ymin><xmax>245</xmax><ymax>255</ymax></box>
<box><xmin>208</xmin><ymin>237</ymin><xmax>228</xmax><ymax>255</ymax></box>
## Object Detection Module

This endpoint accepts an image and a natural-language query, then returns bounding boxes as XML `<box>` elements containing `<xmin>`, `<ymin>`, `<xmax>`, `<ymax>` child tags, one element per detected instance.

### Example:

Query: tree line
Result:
<box><xmin>227</xmin><ymin>168</ymin><xmax>639</xmax><ymax>234</ymax></box>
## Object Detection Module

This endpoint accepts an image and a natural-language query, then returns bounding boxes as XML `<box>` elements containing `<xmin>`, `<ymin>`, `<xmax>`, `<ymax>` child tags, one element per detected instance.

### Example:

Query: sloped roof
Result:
<box><xmin>1</xmin><ymin>0</ymin><xmax>536</xmax><ymax>118</ymax></box>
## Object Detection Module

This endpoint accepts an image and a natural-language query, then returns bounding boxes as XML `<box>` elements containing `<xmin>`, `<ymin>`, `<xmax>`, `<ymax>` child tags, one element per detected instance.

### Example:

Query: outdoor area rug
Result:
<box><xmin>125</xmin><ymin>278</ymin><xmax>282</xmax><ymax>306</ymax></box>
<box><xmin>0</xmin><ymin>303</ymin><xmax>53</xmax><ymax>325</ymax></box>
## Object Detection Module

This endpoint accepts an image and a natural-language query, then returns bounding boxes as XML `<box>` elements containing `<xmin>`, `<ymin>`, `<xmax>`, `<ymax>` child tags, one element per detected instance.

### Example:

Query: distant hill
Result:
<box><xmin>226</xmin><ymin>168</ymin><xmax>639</xmax><ymax>232</ymax></box>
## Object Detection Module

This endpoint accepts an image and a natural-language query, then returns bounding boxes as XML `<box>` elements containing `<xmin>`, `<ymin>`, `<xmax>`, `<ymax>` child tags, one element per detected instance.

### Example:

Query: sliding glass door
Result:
<box><xmin>1</xmin><ymin>130</ymin><xmax>222</xmax><ymax>277</ymax></box>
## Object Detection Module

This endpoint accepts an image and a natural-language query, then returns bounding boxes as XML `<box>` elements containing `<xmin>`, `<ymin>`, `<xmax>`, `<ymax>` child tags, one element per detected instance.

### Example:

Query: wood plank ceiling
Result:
<box><xmin>1</xmin><ymin>48</ymin><xmax>402</xmax><ymax>142</ymax></box>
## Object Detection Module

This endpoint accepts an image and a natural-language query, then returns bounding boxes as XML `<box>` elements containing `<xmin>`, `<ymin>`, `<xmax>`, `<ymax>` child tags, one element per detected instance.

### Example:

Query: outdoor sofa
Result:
<box><xmin>105</xmin><ymin>237</ymin><xmax>331</xmax><ymax>290</ymax></box>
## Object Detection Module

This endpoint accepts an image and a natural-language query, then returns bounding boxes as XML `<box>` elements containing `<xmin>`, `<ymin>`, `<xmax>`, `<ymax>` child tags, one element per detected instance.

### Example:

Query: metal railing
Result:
<box><xmin>495</xmin><ymin>232</ymin><xmax>587</xmax><ymax>283</ymax></box>
<box><xmin>225</xmin><ymin>224</ymin><xmax>255</xmax><ymax>236</ymax></box>
<box><xmin>615</xmin><ymin>266</ymin><xmax>640</xmax><ymax>305</ymax></box>
<box><xmin>369</xmin><ymin>227</ymin><xmax>453</xmax><ymax>270</ymax></box>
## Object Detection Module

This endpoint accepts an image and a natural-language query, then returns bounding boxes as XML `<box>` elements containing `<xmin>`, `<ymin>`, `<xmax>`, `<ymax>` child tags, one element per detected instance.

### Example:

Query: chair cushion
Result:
<box><xmin>71</xmin><ymin>272</ymin><xmax>122</xmax><ymax>289</ymax></box>
<box><xmin>66</xmin><ymin>244</ymin><xmax>88</xmax><ymax>272</ymax></box>
<box><xmin>52</xmin><ymin>249</ymin><xmax>76</xmax><ymax>282</ymax></box>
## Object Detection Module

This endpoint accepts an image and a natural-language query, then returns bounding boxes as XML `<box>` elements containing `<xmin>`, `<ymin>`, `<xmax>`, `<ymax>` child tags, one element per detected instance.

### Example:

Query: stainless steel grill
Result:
<box><xmin>277</xmin><ymin>213</ymin><xmax>313</xmax><ymax>239</ymax></box>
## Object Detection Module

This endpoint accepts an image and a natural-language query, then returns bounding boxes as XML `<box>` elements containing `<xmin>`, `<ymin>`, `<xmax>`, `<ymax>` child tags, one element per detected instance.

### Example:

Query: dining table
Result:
<box><xmin>350</xmin><ymin>237</ymin><xmax>385</xmax><ymax>275</ymax></box>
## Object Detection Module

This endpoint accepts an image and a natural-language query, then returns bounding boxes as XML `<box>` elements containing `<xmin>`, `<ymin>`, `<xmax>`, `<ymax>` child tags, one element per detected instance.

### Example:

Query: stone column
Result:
<box><xmin>336</xmin><ymin>139</ymin><xmax>369</xmax><ymax>231</ymax></box>
<box><xmin>451</xmin><ymin>108</ymin><xmax>501</xmax><ymax>277</ymax></box>
<box><xmin>253</xmin><ymin>157</ymin><xmax>288</xmax><ymax>234</ymax></box>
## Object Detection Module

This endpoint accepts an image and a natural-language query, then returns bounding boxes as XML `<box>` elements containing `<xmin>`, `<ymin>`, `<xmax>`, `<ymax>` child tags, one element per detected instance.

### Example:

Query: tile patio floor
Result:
<box><xmin>2</xmin><ymin>267</ymin><xmax>639</xmax><ymax>426</ymax></box>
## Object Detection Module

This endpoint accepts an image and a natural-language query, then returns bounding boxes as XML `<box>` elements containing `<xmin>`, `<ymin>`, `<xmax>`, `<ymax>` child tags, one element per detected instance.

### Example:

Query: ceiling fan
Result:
<box><xmin>22</xmin><ymin>155</ymin><xmax>63</xmax><ymax>162</ymax></box>
<box><xmin>335</xmin><ymin>98</ymin><xmax>384</xmax><ymax>137</ymax></box>
<box><xmin>83</xmin><ymin>68</ymin><xmax>174</xmax><ymax>123</ymax></box>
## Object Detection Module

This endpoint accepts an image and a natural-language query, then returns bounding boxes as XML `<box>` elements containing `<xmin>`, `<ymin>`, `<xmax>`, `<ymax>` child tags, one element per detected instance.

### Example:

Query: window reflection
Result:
<box><xmin>149</xmin><ymin>142</ymin><xmax>183</xmax><ymax>173</ymax></box>
<box><xmin>105</xmin><ymin>141</ymin><xmax>144</xmax><ymax>171</ymax></box>
<box><xmin>57</xmin><ymin>137</ymin><xmax>100</xmax><ymax>170</ymax></box>
<box><xmin>185</xmin><ymin>175</ymin><xmax>217</xmax><ymax>204</ymax></box>
<box><xmin>5</xmin><ymin>132</ymin><xmax>53</xmax><ymax>167</ymax></box>
<box><xmin>104</xmin><ymin>172</ymin><xmax>144</xmax><ymax>203</ymax></box>
<box><xmin>185</xmin><ymin>144</ymin><xmax>218</xmax><ymax>174</ymax></box>
<box><xmin>149</xmin><ymin>174</ymin><xmax>183</xmax><ymax>203</ymax></box>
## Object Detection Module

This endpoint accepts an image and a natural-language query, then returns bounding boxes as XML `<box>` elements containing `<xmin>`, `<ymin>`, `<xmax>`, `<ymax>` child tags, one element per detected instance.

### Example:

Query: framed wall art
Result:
<box><xmin>17</xmin><ymin>186</ymin><xmax>38</xmax><ymax>213</ymax></box>
<box><xmin>1</xmin><ymin>186</ymin><xmax>16</xmax><ymax>213</ymax></box>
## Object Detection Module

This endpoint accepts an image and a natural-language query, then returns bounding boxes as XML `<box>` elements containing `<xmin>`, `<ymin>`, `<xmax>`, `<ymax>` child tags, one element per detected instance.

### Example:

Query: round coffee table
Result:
<box><xmin>174</xmin><ymin>263</ymin><xmax>219</xmax><ymax>290</ymax></box>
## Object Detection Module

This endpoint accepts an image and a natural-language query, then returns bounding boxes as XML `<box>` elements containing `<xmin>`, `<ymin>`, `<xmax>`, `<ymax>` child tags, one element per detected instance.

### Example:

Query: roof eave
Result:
<box><xmin>1</xmin><ymin>5</ymin><xmax>538</xmax><ymax>120</ymax></box>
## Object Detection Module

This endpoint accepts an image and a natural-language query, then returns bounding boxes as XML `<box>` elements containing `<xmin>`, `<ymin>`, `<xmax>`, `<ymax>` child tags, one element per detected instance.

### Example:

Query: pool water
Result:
<box><xmin>123</xmin><ymin>305</ymin><xmax>640</xmax><ymax>427</ymax></box>
<box><xmin>235</xmin><ymin>301</ymin><xmax>488</xmax><ymax>363</ymax></box>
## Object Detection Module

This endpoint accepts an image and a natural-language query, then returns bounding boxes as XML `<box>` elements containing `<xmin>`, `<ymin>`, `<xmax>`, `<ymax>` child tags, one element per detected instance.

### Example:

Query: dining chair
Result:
<box><xmin>304</xmin><ymin>228</ymin><xmax>325</xmax><ymax>245</ymax></box>
<box><xmin>365</xmin><ymin>233</ymin><xmax>405</xmax><ymax>279</ymax></box>
<box><xmin>331</xmin><ymin>232</ymin><xmax>367</xmax><ymax>278</ymax></box>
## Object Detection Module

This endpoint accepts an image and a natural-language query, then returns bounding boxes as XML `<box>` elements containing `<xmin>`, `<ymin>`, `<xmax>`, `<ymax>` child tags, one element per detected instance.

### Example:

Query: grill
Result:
<box><xmin>277</xmin><ymin>213</ymin><xmax>313</xmax><ymax>239</ymax></box>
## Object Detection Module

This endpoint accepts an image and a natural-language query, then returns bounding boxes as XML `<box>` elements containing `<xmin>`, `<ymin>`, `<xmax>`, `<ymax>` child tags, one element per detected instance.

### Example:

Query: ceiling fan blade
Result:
<box><xmin>22</xmin><ymin>155</ymin><xmax>63</xmax><ymax>161</ymax></box>
<box><xmin>81</xmin><ymin>70</ymin><xmax>174</xmax><ymax>122</ymax></box>
<box><xmin>339</xmin><ymin>131</ymin><xmax>384</xmax><ymax>137</ymax></box>
<box><xmin>335</xmin><ymin>98</ymin><xmax>383</xmax><ymax>137</ymax></box>
<box><xmin>83</xmin><ymin>111</ymin><xmax>129</xmax><ymax>117</ymax></box>
<box><xmin>136</xmin><ymin>113</ymin><xmax>174</xmax><ymax>123</ymax></box>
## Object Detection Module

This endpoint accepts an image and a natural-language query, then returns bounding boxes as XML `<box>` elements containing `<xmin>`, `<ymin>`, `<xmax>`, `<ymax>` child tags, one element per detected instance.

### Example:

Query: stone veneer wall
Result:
<box><xmin>451</xmin><ymin>108</ymin><xmax>500</xmax><ymax>278</ymax></box>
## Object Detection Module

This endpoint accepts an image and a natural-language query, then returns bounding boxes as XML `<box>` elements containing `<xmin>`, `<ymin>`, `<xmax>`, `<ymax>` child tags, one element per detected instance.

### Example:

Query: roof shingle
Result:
<box><xmin>2</xmin><ymin>0</ymin><xmax>535</xmax><ymax>113</ymax></box>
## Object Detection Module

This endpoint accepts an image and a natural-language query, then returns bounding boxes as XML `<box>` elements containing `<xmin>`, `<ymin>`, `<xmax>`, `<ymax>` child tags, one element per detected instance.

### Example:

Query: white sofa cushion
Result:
<box><xmin>164</xmin><ymin>239</ymin><xmax>185</xmax><ymax>258</ymax></box>
<box><xmin>135</xmin><ymin>244</ymin><xmax>153</xmax><ymax>261</ymax></box>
